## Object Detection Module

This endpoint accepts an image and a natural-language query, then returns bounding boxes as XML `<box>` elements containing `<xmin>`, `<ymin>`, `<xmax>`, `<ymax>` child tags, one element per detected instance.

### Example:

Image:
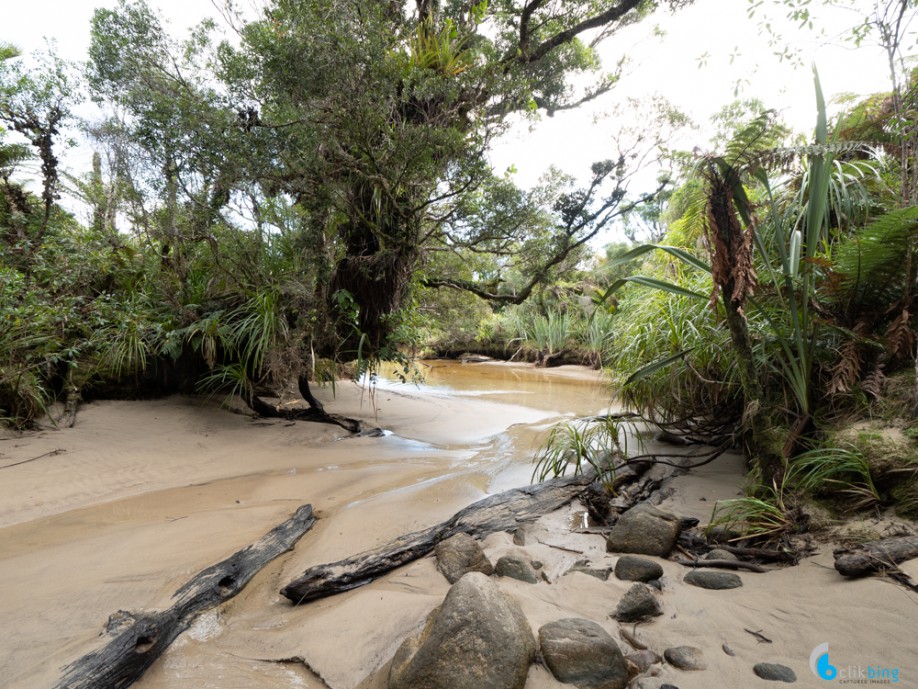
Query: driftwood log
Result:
<box><xmin>281</xmin><ymin>462</ymin><xmax>649</xmax><ymax>604</ymax></box>
<box><xmin>833</xmin><ymin>536</ymin><xmax>918</xmax><ymax>577</ymax></box>
<box><xmin>56</xmin><ymin>504</ymin><xmax>316</xmax><ymax>689</ymax></box>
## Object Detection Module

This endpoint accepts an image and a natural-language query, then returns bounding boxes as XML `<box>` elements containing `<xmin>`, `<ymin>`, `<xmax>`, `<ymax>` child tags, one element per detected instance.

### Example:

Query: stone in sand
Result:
<box><xmin>435</xmin><ymin>533</ymin><xmax>493</xmax><ymax>584</ymax></box>
<box><xmin>614</xmin><ymin>555</ymin><xmax>664</xmax><ymax>582</ymax></box>
<box><xmin>567</xmin><ymin>558</ymin><xmax>613</xmax><ymax>581</ymax></box>
<box><xmin>606</xmin><ymin>504</ymin><xmax>681</xmax><ymax>557</ymax></box>
<box><xmin>626</xmin><ymin>649</ymin><xmax>662</xmax><ymax>675</ymax></box>
<box><xmin>538</xmin><ymin>618</ymin><xmax>629</xmax><ymax>689</ymax></box>
<box><xmin>614</xmin><ymin>583</ymin><xmax>663</xmax><ymax>622</ymax></box>
<box><xmin>664</xmin><ymin>646</ymin><xmax>706</xmax><ymax>671</ymax></box>
<box><xmin>683</xmin><ymin>569</ymin><xmax>743</xmax><ymax>590</ymax></box>
<box><xmin>495</xmin><ymin>555</ymin><xmax>539</xmax><ymax>584</ymax></box>
<box><xmin>389</xmin><ymin>572</ymin><xmax>535</xmax><ymax>689</ymax></box>
<box><xmin>754</xmin><ymin>662</ymin><xmax>798</xmax><ymax>683</ymax></box>
<box><xmin>705</xmin><ymin>548</ymin><xmax>739</xmax><ymax>561</ymax></box>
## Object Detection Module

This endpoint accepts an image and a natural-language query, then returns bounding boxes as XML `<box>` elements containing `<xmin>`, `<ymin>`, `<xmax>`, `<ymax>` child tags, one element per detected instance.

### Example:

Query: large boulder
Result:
<box><xmin>388</xmin><ymin>572</ymin><xmax>536</xmax><ymax>689</ymax></box>
<box><xmin>435</xmin><ymin>533</ymin><xmax>494</xmax><ymax>584</ymax></box>
<box><xmin>606</xmin><ymin>504</ymin><xmax>681</xmax><ymax>557</ymax></box>
<box><xmin>538</xmin><ymin>618</ymin><xmax>629</xmax><ymax>689</ymax></box>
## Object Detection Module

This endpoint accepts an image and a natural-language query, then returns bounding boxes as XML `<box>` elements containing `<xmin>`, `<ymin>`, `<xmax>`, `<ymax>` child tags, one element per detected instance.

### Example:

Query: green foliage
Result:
<box><xmin>532</xmin><ymin>415</ymin><xmax>638</xmax><ymax>490</ymax></box>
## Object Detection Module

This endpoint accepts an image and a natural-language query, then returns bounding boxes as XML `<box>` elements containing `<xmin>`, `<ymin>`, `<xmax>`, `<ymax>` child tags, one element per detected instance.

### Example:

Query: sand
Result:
<box><xmin>1</xmin><ymin>361</ymin><xmax>915</xmax><ymax>689</ymax></box>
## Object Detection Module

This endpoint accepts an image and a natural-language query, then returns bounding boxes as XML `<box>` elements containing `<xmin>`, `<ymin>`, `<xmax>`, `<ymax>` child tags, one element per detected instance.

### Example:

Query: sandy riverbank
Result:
<box><xmin>1</xmin><ymin>361</ymin><xmax>915</xmax><ymax>688</ymax></box>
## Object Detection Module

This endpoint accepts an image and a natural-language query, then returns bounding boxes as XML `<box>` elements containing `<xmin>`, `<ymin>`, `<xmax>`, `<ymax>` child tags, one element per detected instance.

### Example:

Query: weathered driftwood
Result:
<box><xmin>281</xmin><ymin>463</ymin><xmax>648</xmax><ymax>604</ymax></box>
<box><xmin>833</xmin><ymin>536</ymin><xmax>918</xmax><ymax>577</ymax></box>
<box><xmin>56</xmin><ymin>504</ymin><xmax>316</xmax><ymax>689</ymax></box>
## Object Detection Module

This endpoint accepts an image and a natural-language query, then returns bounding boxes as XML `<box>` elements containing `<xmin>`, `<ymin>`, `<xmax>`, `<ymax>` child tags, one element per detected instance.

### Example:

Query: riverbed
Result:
<box><xmin>0</xmin><ymin>361</ymin><xmax>608</xmax><ymax>689</ymax></box>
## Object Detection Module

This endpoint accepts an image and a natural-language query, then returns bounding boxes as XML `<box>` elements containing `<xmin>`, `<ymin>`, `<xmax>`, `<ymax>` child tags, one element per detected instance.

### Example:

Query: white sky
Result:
<box><xmin>1</xmin><ymin>0</ymin><xmax>900</xmax><ymax>234</ymax></box>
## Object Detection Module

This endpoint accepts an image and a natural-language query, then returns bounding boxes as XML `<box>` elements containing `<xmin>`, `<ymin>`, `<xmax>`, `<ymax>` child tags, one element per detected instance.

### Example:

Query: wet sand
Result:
<box><xmin>2</xmin><ymin>361</ymin><xmax>915</xmax><ymax>689</ymax></box>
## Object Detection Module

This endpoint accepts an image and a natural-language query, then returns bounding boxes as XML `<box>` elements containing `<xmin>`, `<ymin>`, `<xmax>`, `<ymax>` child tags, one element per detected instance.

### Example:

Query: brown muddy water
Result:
<box><xmin>0</xmin><ymin>362</ymin><xmax>609</xmax><ymax>689</ymax></box>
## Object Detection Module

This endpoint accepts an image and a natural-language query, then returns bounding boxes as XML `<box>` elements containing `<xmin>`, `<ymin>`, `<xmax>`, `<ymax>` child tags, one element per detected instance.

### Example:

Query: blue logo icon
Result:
<box><xmin>810</xmin><ymin>643</ymin><xmax>838</xmax><ymax>681</ymax></box>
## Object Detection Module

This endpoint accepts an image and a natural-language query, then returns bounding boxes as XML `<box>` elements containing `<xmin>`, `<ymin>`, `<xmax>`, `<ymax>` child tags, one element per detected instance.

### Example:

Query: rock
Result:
<box><xmin>389</xmin><ymin>572</ymin><xmax>535</xmax><ymax>689</ymax></box>
<box><xmin>614</xmin><ymin>583</ymin><xmax>663</xmax><ymax>622</ymax></box>
<box><xmin>434</xmin><ymin>533</ymin><xmax>493</xmax><ymax>584</ymax></box>
<box><xmin>531</xmin><ymin>560</ymin><xmax>543</xmax><ymax>570</ymax></box>
<box><xmin>625</xmin><ymin>650</ymin><xmax>662</xmax><ymax>675</ymax></box>
<box><xmin>705</xmin><ymin>548</ymin><xmax>739</xmax><ymax>561</ymax></box>
<box><xmin>495</xmin><ymin>555</ymin><xmax>539</xmax><ymax>584</ymax></box>
<box><xmin>538</xmin><ymin>618</ymin><xmax>629</xmax><ymax>689</ymax></box>
<box><xmin>705</xmin><ymin>525</ymin><xmax>739</xmax><ymax>543</ymax></box>
<box><xmin>722</xmin><ymin>643</ymin><xmax>735</xmax><ymax>656</ymax></box>
<box><xmin>683</xmin><ymin>570</ymin><xmax>743</xmax><ymax>590</ymax></box>
<box><xmin>664</xmin><ymin>646</ymin><xmax>706</xmax><ymax>671</ymax></box>
<box><xmin>512</xmin><ymin>528</ymin><xmax>526</xmax><ymax>546</ymax></box>
<box><xmin>568</xmin><ymin>559</ymin><xmax>612</xmax><ymax>581</ymax></box>
<box><xmin>606</xmin><ymin>504</ymin><xmax>681</xmax><ymax>557</ymax></box>
<box><xmin>753</xmin><ymin>663</ymin><xmax>797</xmax><ymax>683</ymax></box>
<box><xmin>614</xmin><ymin>555</ymin><xmax>664</xmax><ymax>582</ymax></box>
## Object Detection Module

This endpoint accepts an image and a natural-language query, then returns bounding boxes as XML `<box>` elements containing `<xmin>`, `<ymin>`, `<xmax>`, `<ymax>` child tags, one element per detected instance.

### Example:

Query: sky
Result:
<box><xmin>1</xmin><ymin>0</ymin><xmax>900</xmax><ymax>231</ymax></box>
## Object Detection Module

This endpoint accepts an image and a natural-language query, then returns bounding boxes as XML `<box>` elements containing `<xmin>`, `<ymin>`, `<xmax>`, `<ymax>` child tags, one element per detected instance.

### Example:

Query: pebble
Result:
<box><xmin>683</xmin><ymin>569</ymin><xmax>743</xmax><ymax>590</ymax></box>
<box><xmin>664</xmin><ymin>646</ymin><xmax>706</xmax><ymax>671</ymax></box>
<box><xmin>753</xmin><ymin>662</ymin><xmax>798</xmax><ymax>683</ymax></box>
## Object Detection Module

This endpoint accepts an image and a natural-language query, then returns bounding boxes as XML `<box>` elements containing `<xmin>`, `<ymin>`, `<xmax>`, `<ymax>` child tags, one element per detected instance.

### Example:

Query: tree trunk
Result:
<box><xmin>55</xmin><ymin>505</ymin><xmax>316</xmax><ymax>689</ymax></box>
<box><xmin>281</xmin><ymin>461</ymin><xmax>649</xmax><ymax>604</ymax></box>
<box><xmin>833</xmin><ymin>536</ymin><xmax>918</xmax><ymax>577</ymax></box>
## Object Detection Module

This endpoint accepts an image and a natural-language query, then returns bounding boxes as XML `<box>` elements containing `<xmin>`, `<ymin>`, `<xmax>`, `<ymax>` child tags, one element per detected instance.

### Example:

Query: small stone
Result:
<box><xmin>495</xmin><ymin>555</ymin><xmax>539</xmax><ymax>584</ymax></box>
<box><xmin>683</xmin><ymin>570</ymin><xmax>743</xmax><ymax>590</ymax></box>
<box><xmin>753</xmin><ymin>663</ymin><xmax>797</xmax><ymax>683</ymax></box>
<box><xmin>706</xmin><ymin>525</ymin><xmax>739</xmax><ymax>543</ymax></box>
<box><xmin>626</xmin><ymin>650</ymin><xmax>662</xmax><ymax>675</ymax></box>
<box><xmin>531</xmin><ymin>560</ymin><xmax>543</xmax><ymax>570</ymax></box>
<box><xmin>664</xmin><ymin>646</ymin><xmax>706</xmax><ymax>671</ymax></box>
<box><xmin>435</xmin><ymin>533</ymin><xmax>493</xmax><ymax>584</ymax></box>
<box><xmin>647</xmin><ymin>579</ymin><xmax>663</xmax><ymax>591</ymax></box>
<box><xmin>614</xmin><ymin>583</ymin><xmax>663</xmax><ymax>622</ymax></box>
<box><xmin>539</xmin><ymin>618</ymin><xmax>629</xmax><ymax>689</ymax></box>
<box><xmin>615</xmin><ymin>555</ymin><xmax>664</xmax><ymax>583</ymax></box>
<box><xmin>512</xmin><ymin>528</ymin><xmax>526</xmax><ymax>546</ymax></box>
<box><xmin>568</xmin><ymin>559</ymin><xmax>612</xmax><ymax>581</ymax></box>
<box><xmin>722</xmin><ymin>643</ymin><xmax>735</xmax><ymax>656</ymax></box>
<box><xmin>706</xmin><ymin>548</ymin><xmax>739</xmax><ymax>561</ymax></box>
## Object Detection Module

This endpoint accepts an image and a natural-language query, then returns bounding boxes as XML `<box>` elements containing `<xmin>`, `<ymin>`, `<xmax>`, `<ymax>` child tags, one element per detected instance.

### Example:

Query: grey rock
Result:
<box><xmin>495</xmin><ymin>555</ymin><xmax>539</xmax><ymax>584</ymax></box>
<box><xmin>683</xmin><ymin>569</ymin><xmax>743</xmax><ymax>590</ymax></box>
<box><xmin>389</xmin><ymin>572</ymin><xmax>535</xmax><ymax>689</ymax></box>
<box><xmin>706</xmin><ymin>525</ymin><xmax>739</xmax><ymax>543</ymax></box>
<box><xmin>512</xmin><ymin>528</ymin><xmax>526</xmax><ymax>546</ymax></box>
<box><xmin>664</xmin><ymin>646</ymin><xmax>706</xmax><ymax>671</ymax></box>
<box><xmin>722</xmin><ymin>643</ymin><xmax>735</xmax><ymax>656</ymax></box>
<box><xmin>753</xmin><ymin>663</ymin><xmax>797</xmax><ymax>683</ymax></box>
<box><xmin>614</xmin><ymin>555</ymin><xmax>664</xmax><ymax>583</ymax></box>
<box><xmin>531</xmin><ymin>560</ymin><xmax>543</xmax><ymax>570</ymax></box>
<box><xmin>434</xmin><ymin>533</ymin><xmax>493</xmax><ymax>584</ymax></box>
<box><xmin>539</xmin><ymin>618</ymin><xmax>628</xmax><ymax>689</ymax></box>
<box><xmin>705</xmin><ymin>548</ymin><xmax>739</xmax><ymax>561</ymax></box>
<box><xmin>568</xmin><ymin>559</ymin><xmax>612</xmax><ymax>581</ymax></box>
<box><xmin>625</xmin><ymin>650</ymin><xmax>662</xmax><ymax>675</ymax></box>
<box><xmin>606</xmin><ymin>504</ymin><xmax>681</xmax><ymax>557</ymax></box>
<box><xmin>614</xmin><ymin>583</ymin><xmax>663</xmax><ymax>622</ymax></box>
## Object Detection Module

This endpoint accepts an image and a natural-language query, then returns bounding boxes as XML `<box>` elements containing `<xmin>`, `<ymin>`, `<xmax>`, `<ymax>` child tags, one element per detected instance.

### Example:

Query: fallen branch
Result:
<box><xmin>673</xmin><ymin>558</ymin><xmax>767</xmax><ymax>573</ymax></box>
<box><xmin>0</xmin><ymin>448</ymin><xmax>66</xmax><ymax>470</ymax></box>
<box><xmin>744</xmin><ymin>628</ymin><xmax>772</xmax><ymax>644</ymax></box>
<box><xmin>56</xmin><ymin>505</ymin><xmax>316</xmax><ymax>689</ymax></box>
<box><xmin>282</xmin><ymin>462</ymin><xmax>649</xmax><ymax>604</ymax></box>
<box><xmin>833</xmin><ymin>536</ymin><xmax>918</xmax><ymax>577</ymax></box>
<box><xmin>715</xmin><ymin>544</ymin><xmax>797</xmax><ymax>563</ymax></box>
